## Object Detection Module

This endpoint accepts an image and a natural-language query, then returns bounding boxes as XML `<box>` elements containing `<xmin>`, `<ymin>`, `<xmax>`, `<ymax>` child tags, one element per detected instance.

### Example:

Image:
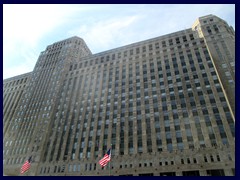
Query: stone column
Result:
<box><xmin>199</xmin><ymin>170</ymin><xmax>208</xmax><ymax>176</ymax></box>
<box><xmin>176</xmin><ymin>171</ymin><xmax>182</xmax><ymax>176</ymax></box>
<box><xmin>224</xmin><ymin>168</ymin><xmax>234</xmax><ymax>176</ymax></box>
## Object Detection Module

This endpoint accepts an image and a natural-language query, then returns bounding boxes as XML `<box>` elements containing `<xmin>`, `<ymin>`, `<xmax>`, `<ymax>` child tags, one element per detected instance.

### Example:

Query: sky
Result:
<box><xmin>3</xmin><ymin>4</ymin><xmax>235</xmax><ymax>79</ymax></box>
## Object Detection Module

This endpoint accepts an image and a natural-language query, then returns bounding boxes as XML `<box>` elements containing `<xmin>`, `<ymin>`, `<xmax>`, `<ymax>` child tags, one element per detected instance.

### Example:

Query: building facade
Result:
<box><xmin>3</xmin><ymin>15</ymin><xmax>235</xmax><ymax>176</ymax></box>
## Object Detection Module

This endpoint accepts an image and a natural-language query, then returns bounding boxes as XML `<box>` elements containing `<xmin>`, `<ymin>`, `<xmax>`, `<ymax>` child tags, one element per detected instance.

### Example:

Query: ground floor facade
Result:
<box><xmin>4</xmin><ymin>145</ymin><xmax>234</xmax><ymax>176</ymax></box>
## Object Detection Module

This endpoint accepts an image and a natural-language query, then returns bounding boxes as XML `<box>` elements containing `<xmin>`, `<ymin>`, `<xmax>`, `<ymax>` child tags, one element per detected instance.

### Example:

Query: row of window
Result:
<box><xmin>37</xmin><ymin>152</ymin><xmax>232</xmax><ymax>174</ymax></box>
<box><xmin>43</xmin><ymin>48</ymin><xmax>234</xmax><ymax>160</ymax></box>
<box><xmin>49</xmin><ymin>107</ymin><xmax>233</xmax><ymax>159</ymax></box>
<box><xmin>6</xmin><ymin>67</ymin><xmax>59</xmax><ymax>156</ymax></box>
<box><xmin>3</xmin><ymin>85</ymin><xmax>26</xmax><ymax>93</ymax></box>
<box><xmin>68</xmin><ymin>52</ymin><xmax>210</xmax><ymax>88</ymax></box>
<box><xmin>4</xmin><ymin>77</ymin><xmax>28</xmax><ymax>88</ymax></box>
<box><xmin>39</xmin><ymin>169</ymin><xmax>232</xmax><ymax>176</ymax></box>
<box><xmin>202</xmin><ymin>18</ymin><xmax>214</xmax><ymax>24</ymax></box>
<box><xmin>45</xmin><ymin>37</ymin><xmax>83</xmax><ymax>51</ymax></box>
<box><xmin>69</xmin><ymin>36</ymin><xmax>201</xmax><ymax>71</ymax></box>
<box><xmin>31</xmin><ymin>75</ymin><xmax>232</xmax><ymax>160</ymax></box>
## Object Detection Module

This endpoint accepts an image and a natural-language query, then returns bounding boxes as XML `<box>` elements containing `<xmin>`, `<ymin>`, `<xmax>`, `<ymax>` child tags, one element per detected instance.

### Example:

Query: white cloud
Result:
<box><xmin>3</xmin><ymin>4</ymin><xmax>235</xmax><ymax>79</ymax></box>
<box><xmin>3</xmin><ymin>4</ymin><xmax>87</xmax><ymax>79</ymax></box>
<box><xmin>4</xmin><ymin>64</ymin><xmax>32</xmax><ymax>80</ymax></box>
<box><xmin>68</xmin><ymin>15</ymin><xmax>142</xmax><ymax>53</ymax></box>
<box><xmin>68</xmin><ymin>4</ymin><xmax>234</xmax><ymax>54</ymax></box>
<box><xmin>3</xmin><ymin>4</ymin><xmax>83</xmax><ymax>47</ymax></box>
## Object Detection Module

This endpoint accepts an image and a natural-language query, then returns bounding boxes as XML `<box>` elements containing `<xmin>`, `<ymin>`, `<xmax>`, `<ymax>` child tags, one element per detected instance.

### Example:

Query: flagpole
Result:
<box><xmin>109</xmin><ymin>160</ymin><xmax>111</xmax><ymax>176</ymax></box>
<box><xmin>109</xmin><ymin>144</ymin><xmax>112</xmax><ymax>176</ymax></box>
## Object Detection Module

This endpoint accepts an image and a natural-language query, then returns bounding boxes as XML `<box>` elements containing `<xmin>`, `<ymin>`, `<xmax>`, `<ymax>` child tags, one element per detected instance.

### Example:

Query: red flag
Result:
<box><xmin>20</xmin><ymin>156</ymin><xmax>32</xmax><ymax>174</ymax></box>
<box><xmin>99</xmin><ymin>149</ymin><xmax>111</xmax><ymax>167</ymax></box>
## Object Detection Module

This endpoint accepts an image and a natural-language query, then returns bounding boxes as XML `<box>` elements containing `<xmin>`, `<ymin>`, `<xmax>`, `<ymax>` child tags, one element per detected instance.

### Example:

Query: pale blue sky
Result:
<box><xmin>3</xmin><ymin>4</ymin><xmax>235</xmax><ymax>79</ymax></box>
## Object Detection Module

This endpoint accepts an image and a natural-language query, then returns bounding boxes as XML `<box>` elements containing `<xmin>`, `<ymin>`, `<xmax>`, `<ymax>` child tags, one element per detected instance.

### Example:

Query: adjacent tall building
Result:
<box><xmin>3</xmin><ymin>15</ymin><xmax>235</xmax><ymax>176</ymax></box>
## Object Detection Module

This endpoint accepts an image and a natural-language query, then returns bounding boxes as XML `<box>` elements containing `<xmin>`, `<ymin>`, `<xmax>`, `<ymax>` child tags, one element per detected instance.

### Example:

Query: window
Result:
<box><xmin>181</xmin><ymin>159</ymin><xmax>184</xmax><ymax>164</ymax></box>
<box><xmin>204</xmin><ymin>156</ymin><xmax>208</xmax><ymax>162</ymax></box>
<box><xmin>68</xmin><ymin>164</ymin><xmax>72</xmax><ymax>172</ymax></box>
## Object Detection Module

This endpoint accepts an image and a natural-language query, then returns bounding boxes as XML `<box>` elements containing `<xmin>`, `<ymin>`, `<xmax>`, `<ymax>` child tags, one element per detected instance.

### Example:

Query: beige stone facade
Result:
<box><xmin>3</xmin><ymin>15</ymin><xmax>235</xmax><ymax>176</ymax></box>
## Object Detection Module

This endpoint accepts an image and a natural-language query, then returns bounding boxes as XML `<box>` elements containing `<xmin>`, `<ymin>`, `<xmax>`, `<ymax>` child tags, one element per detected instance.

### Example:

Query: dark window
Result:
<box><xmin>207</xmin><ymin>169</ymin><xmax>225</xmax><ymax>176</ymax></box>
<box><xmin>182</xmin><ymin>171</ymin><xmax>200</xmax><ymax>176</ymax></box>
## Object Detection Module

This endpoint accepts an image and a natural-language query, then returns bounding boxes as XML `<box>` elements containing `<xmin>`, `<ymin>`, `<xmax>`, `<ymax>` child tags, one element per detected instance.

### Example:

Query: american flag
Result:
<box><xmin>99</xmin><ymin>148</ymin><xmax>111</xmax><ymax>167</ymax></box>
<box><xmin>20</xmin><ymin>156</ymin><xmax>32</xmax><ymax>174</ymax></box>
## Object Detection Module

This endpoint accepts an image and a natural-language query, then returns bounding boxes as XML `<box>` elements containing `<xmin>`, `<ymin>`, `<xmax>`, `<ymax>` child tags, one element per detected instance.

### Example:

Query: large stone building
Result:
<box><xmin>3</xmin><ymin>14</ymin><xmax>235</xmax><ymax>176</ymax></box>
